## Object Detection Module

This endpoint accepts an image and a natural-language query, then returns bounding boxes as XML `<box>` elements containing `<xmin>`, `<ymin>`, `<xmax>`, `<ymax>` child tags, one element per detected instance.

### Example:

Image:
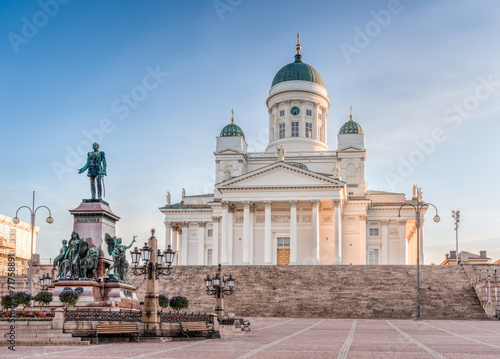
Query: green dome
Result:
<box><xmin>339</xmin><ymin>119</ymin><xmax>364</xmax><ymax>134</ymax></box>
<box><xmin>272</xmin><ymin>54</ymin><xmax>324</xmax><ymax>87</ymax></box>
<box><xmin>220</xmin><ymin>122</ymin><xmax>245</xmax><ymax>138</ymax></box>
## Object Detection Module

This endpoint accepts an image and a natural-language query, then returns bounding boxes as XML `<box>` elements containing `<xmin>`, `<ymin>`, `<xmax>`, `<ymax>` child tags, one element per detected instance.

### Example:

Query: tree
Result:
<box><xmin>34</xmin><ymin>291</ymin><xmax>53</xmax><ymax>309</ymax></box>
<box><xmin>158</xmin><ymin>294</ymin><xmax>169</xmax><ymax>311</ymax></box>
<box><xmin>59</xmin><ymin>289</ymin><xmax>79</xmax><ymax>307</ymax></box>
<box><xmin>169</xmin><ymin>296</ymin><xmax>189</xmax><ymax>312</ymax></box>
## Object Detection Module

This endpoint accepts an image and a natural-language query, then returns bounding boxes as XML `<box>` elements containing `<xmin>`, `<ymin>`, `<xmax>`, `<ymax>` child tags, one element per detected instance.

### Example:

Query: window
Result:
<box><xmin>207</xmin><ymin>249</ymin><xmax>213</xmax><ymax>265</ymax></box>
<box><xmin>369</xmin><ymin>228</ymin><xmax>379</xmax><ymax>236</ymax></box>
<box><xmin>291</xmin><ymin>122</ymin><xmax>299</xmax><ymax>137</ymax></box>
<box><xmin>368</xmin><ymin>249</ymin><xmax>379</xmax><ymax>265</ymax></box>
<box><xmin>279</xmin><ymin>123</ymin><xmax>285</xmax><ymax>139</ymax></box>
<box><xmin>277</xmin><ymin>237</ymin><xmax>290</xmax><ymax>247</ymax></box>
<box><xmin>306</xmin><ymin>109</ymin><xmax>312</xmax><ymax>116</ymax></box>
<box><xmin>279</xmin><ymin>110</ymin><xmax>285</xmax><ymax>117</ymax></box>
<box><xmin>305</xmin><ymin>123</ymin><xmax>312</xmax><ymax>138</ymax></box>
<box><xmin>346</xmin><ymin>164</ymin><xmax>357</xmax><ymax>184</ymax></box>
<box><xmin>207</xmin><ymin>229</ymin><xmax>213</xmax><ymax>237</ymax></box>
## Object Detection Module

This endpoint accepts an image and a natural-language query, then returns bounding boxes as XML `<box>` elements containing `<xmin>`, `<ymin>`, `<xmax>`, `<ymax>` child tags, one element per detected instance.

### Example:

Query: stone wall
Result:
<box><xmin>462</xmin><ymin>264</ymin><xmax>499</xmax><ymax>317</ymax></box>
<box><xmin>129</xmin><ymin>265</ymin><xmax>487</xmax><ymax>319</ymax></box>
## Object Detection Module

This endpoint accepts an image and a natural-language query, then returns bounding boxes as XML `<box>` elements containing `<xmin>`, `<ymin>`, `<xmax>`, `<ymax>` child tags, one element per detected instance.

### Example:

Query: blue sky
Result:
<box><xmin>1</xmin><ymin>0</ymin><xmax>499</xmax><ymax>265</ymax></box>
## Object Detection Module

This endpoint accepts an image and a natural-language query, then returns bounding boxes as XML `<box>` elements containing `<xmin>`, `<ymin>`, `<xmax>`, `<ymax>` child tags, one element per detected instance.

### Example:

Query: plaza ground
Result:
<box><xmin>3</xmin><ymin>317</ymin><xmax>500</xmax><ymax>358</ymax></box>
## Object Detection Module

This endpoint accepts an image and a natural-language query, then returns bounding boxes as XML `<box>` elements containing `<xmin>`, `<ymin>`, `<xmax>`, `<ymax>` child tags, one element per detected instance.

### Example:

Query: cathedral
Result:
<box><xmin>160</xmin><ymin>38</ymin><xmax>425</xmax><ymax>266</ymax></box>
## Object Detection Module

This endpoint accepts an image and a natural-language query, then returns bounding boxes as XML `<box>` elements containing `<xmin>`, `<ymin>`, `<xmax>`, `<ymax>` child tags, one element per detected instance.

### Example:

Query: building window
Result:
<box><xmin>306</xmin><ymin>109</ymin><xmax>312</xmax><ymax>116</ymax></box>
<box><xmin>291</xmin><ymin>122</ymin><xmax>299</xmax><ymax>137</ymax></box>
<box><xmin>207</xmin><ymin>249</ymin><xmax>213</xmax><ymax>265</ymax></box>
<box><xmin>346</xmin><ymin>164</ymin><xmax>356</xmax><ymax>184</ymax></box>
<box><xmin>277</xmin><ymin>237</ymin><xmax>290</xmax><ymax>247</ymax></box>
<box><xmin>279</xmin><ymin>110</ymin><xmax>285</xmax><ymax>117</ymax></box>
<box><xmin>369</xmin><ymin>228</ymin><xmax>379</xmax><ymax>236</ymax></box>
<box><xmin>305</xmin><ymin>123</ymin><xmax>312</xmax><ymax>138</ymax></box>
<box><xmin>207</xmin><ymin>229</ymin><xmax>213</xmax><ymax>237</ymax></box>
<box><xmin>279</xmin><ymin>123</ymin><xmax>285</xmax><ymax>139</ymax></box>
<box><xmin>368</xmin><ymin>249</ymin><xmax>379</xmax><ymax>265</ymax></box>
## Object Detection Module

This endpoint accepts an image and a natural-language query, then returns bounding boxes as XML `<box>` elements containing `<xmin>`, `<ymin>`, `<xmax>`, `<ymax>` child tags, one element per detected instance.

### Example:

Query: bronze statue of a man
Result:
<box><xmin>78</xmin><ymin>142</ymin><xmax>107</xmax><ymax>200</ymax></box>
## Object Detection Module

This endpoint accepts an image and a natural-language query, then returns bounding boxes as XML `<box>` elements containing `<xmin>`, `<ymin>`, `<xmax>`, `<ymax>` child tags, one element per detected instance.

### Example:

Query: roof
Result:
<box><xmin>339</xmin><ymin>119</ymin><xmax>364</xmax><ymax>134</ymax></box>
<box><xmin>272</xmin><ymin>53</ymin><xmax>324</xmax><ymax>87</ymax></box>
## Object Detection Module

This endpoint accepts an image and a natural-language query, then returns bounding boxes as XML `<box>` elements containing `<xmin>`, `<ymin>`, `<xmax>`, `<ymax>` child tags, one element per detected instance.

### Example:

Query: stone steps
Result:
<box><xmin>0</xmin><ymin>322</ymin><xmax>90</xmax><ymax>346</ymax></box>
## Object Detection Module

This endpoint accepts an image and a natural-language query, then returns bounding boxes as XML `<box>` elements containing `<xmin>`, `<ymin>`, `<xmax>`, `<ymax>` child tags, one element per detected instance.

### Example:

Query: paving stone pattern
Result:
<box><xmin>3</xmin><ymin>317</ymin><xmax>500</xmax><ymax>358</ymax></box>
<box><xmin>131</xmin><ymin>265</ymin><xmax>487</xmax><ymax>319</ymax></box>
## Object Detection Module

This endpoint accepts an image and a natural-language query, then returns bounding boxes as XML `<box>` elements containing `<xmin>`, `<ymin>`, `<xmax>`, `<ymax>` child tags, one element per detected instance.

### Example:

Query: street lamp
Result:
<box><xmin>205</xmin><ymin>264</ymin><xmax>235</xmax><ymax>321</ymax></box>
<box><xmin>13</xmin><ymin>191</ymin><xmax>53</xmax><ymax>295</ymax></box>
<box><xmin>130</xmin><ymin>229</ymin><xmax>176</xmax><ymax>326</ymax></box>
<box><xmin>452</xmin><ymin>210</ymin><xmax>460</xmax><ymax>265</ymax></box>
<box><xmin>39</xmin><ymin>273</ymin><xmax>52</xmax><ymax>291</ymax></box>
<box><xmin>397</xmin><ymin>191</ymin><xmax>440</xmax><ymax>320</ymax></box>
<box><xmin>487</xmin><ymin>274</ymin><xmax>492</xmax><ymax>305</ymax></box>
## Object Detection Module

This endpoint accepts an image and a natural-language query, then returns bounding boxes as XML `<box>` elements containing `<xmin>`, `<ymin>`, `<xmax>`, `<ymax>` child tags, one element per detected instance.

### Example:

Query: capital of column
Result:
<box><xmin>333</xmin><ymin>200</ymin><xmax>341</xmax><ymax>207</ymax></box>
<box><xmin>171</xmin><ymin>224</ymin><xmax>178</xmax><ymax>231</ymax></box>
<box><xmin>289</xmin><ymin>200</ymin><xmax>298</xmax><ymax>207</ymax></box>
<box><xmin>164</xmin><ymin>221</ymin><xmax>171</xmax><ymax>227</ymax></box>
<box><xmin>181</xmin><ymin>222</ymin><xmax>189</xmax><ymax>228</ymax></box>
<box><xmin>198</xmin><ymin>221</ymin><xmax>206</xmax><ymax>227</ymax></box>
<box><xmin>399</xmin><ymin>219</ymin><xmax>407</xmax><ymax>225</ymax></box>
<box><xmin>264</xmin><ymin>200</ymin><xmax>272</xmax><ymax>208</ymax></box>
<box><xmin>212</xmin><ymin>216</ymin><xmax>220</xmax><ymax>222</ymax></box>
<box><xmin>242</xmin><ymin>200</ymin><xmax>251</xmax><ymax>208</ymax></box>
<box><xmin>221</xmin><ymin>201</ymin><xmax>229</xmax><ymax>209</ymax></box>
<box><xmin>359</xmin><ymin>214</ymin><xmax>367</xmax><ymax>220</ymax></box>
<box><xmin>311</xmin><ymin>199</ymin><xmax>320</xmax><ymax>206</ymax></box>
<box><xmin>229</xmin><ymin>204</ymin><xmax>235</xmax><ymax>213</ymax></box>
<box><xmin>381</xmin><ymin>220</ymin><xmax>389</xmax><ymax>225</ymax></box>
<box><xmin>250</xmin><ymin>203</ymin><xmax>256</xmax><ymax>213</ymax></box>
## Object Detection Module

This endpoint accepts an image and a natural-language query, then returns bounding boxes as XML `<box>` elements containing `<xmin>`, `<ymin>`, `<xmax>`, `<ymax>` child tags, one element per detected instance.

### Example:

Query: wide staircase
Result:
<box><xmin>0</xmin><ymin>321</ymin><xmax>90</xmax><ymax>346</ymax></box>
<box><xmin>138</xmin><ymin>265</ymin><xmax>488</xmax><ymax>319</ymax></box>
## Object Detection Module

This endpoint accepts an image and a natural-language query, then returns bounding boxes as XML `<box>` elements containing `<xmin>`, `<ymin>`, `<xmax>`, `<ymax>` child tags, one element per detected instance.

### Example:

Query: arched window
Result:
<box><xmin>346</xmin><ymin>164</ymin><xmax>356</xmax><ymax>184</ymax></box>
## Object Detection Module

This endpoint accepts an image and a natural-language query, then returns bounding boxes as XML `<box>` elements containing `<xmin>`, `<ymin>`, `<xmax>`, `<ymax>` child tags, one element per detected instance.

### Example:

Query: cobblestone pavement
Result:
<box><xmin>2</xmin><ymin>317</ymin><xmax>500</xmax><ymax>358</ymax></box>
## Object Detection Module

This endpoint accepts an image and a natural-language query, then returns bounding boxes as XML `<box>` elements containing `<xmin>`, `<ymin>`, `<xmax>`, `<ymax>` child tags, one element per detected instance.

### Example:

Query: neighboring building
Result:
<box><xmin>160</xmin><ymin>39</ymin><xmax>429</xmax><ymax>266</ymax></box>
<box><xmin>0</xmin><ymin>214</ymin><xmax>38</xmax><ymax>275</ymax></box>
<box><xmin>493</xmin><ymin>259</ymin><xmax>500</xmax><ymax>264</ymax></box>
<box><xmin>440</xmin><ymin>250</ymin><xmax>491</xmax><ymax>265</ymax></box>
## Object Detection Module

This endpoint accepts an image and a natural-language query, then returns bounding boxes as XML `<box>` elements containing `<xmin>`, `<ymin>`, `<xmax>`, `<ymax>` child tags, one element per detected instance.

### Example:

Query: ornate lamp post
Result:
<box><xmin>130</xmin><ymin>229</ymin><xmax>175</xmax><ymax>326</ymax></box>
<box><xmin>13</xmin><ymin>191</ymin><xmax>53</xmax><ymax>295</ymax></box>
<box><xmin>487</xmin><ymin>274</ymin><xmax>492</xmax><ymax>305</ymax></box>
<box><xmin>39</xmin><ymin>273</ymin><xmax>52</xmax><ymax>291</ymax></box>
<box><xmin>398</xmin><ymin>191</ymin><xmax>440</xmax><ymax>320</ymax></box>
<box><xmin>204</xmin><ymin>264</ymin><xmax>235</xmax><ymax>321</ymax></box>
<box><xmin>452</xmin><ymin>210</ymin><xmax>460</xmax><ymax>265</ymax></box>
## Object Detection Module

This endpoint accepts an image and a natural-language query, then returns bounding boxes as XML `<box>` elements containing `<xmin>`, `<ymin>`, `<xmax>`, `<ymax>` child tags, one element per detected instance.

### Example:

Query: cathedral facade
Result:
<box><xmin>160</xmin><ymin>40</ymin><xmax>425</xmax><ymax>266</ymax></box>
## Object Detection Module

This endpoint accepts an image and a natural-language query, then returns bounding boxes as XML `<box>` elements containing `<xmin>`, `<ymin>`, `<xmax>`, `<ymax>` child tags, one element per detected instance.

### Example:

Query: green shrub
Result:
<box><xmin>158</xmin><ymin>294</ymin><xmax>169</xmax><ymax>310</ymax></box>
<box><xmin>34</xmin><ymin>291</ymin><xmax>53</xmax><ymax>307</ymax></box>
<box><xmin>12</xmin><ymin>292</ymin><xmax>32</xmax><ymax>309</ymax></box>
<box><xmin>169</xmin><ymin>296</ymin><xmax>188</xmax><ymax>312</ymax></box>
<box><xmin>59</xmin><ymin>289</ymin><xmax>79</xmax><ymax>307</ymax></box>
<box><xmin>1</xmin><ymin>295</ymin><xmax>15</xmax><ymax>310</ymax></box>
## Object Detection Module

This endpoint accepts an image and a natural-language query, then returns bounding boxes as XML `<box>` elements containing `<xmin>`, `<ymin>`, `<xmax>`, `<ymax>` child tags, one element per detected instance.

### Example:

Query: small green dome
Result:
<box><xmin>272</xmin><ymin>54</ymin><xmax>324</xmax><ymax>87</ymax></box>
<box><xmin>220</xmin><ymin>122</ymin><xmax>245</xmax><ymax>138</ymax></box>
<box><xmin>339</xmin><ymin>119</ymin><xmax>364</xmax><ymax>134</ymax></box>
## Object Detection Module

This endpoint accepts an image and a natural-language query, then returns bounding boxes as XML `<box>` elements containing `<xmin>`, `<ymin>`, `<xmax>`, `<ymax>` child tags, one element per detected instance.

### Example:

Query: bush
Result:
<box><xmin>34</xmin><ymin>291</ymin><xmax>53</xmax><ymax>307</ymax></box>
<box><xmin>12</xmin><ymin>292</ymin><xmax>32</xmax><ymax>309</ymax></box>
<box><xmin>169</xmin><ymin>296</ymin><xmax>188</xmax><ymax>312</ymax></box>
<box><xmin>59</xmin><ymin>289</ymin><xmax>79</xmax><ymax>307</ymax></box>
<box><xmin>158</xmin><ymin>294</ymin><xmax>169</xmax><ymax>310</ymax></box>
<box><xmin>1</xmin><ymin>295</ymin><xmax>15</xmax><ymax>310</ymax></box>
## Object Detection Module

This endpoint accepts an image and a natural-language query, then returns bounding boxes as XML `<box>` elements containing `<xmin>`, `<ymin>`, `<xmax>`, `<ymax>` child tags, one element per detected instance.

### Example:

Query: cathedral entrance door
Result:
<box><xmin>277</xmin><ymin>237</ymin><xmax>290</xmax><ymax>265</ymax></box>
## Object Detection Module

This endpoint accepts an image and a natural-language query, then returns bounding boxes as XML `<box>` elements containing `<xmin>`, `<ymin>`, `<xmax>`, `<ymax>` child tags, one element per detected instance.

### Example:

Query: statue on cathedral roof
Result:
<box><xmin>277</xmin><ymin>145</ymin><xmax>286</xmax><ymax>162</ymax></box>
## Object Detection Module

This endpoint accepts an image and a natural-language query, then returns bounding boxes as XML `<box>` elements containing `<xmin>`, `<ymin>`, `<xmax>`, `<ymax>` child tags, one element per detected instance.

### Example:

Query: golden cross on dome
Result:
<box><xmin>296</xmin><ymin>33</ymin><xmax>302</xmax><ymax>54</ymax></box>
<box><xmin>231</xmin><ymin>109</ymin><xmax>234</xmax><ymax>123</ymax></box>
<box><xmin>349</xmin><ymin>106</ymin><xmax>353</xmax><ymax>121</ymax></box>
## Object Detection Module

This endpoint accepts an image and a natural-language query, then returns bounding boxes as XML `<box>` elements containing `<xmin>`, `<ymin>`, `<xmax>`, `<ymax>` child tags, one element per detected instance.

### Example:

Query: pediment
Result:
<box><xmin>337</xmin><ymin>146</ymin><xmax>365</xmax><ymax>152</ymax></box>
<box><xmin>214</xmin><ymin>148</ymin><xmax>246</xmax><ymax>156</ymax></box>
<box><xmin>217</xmin><ymin>162</ymin><xmax>344</xmax><ymax>190</ymax></box>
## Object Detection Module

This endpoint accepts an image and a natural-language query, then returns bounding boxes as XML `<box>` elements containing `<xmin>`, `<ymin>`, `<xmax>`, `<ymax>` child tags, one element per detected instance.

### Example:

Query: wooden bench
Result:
<box><xmin>178</xmin><ymin>321</ymin><xmax>215</xmax><ymax>340</ymax></box>
<box><xmin>96</xmin><ymin>323</ymin><xmax>139</xmax><ymax>344</ymax></box>
<box><xmin>240</xmin><ymin>318</ymin><xmax>251</xmax><ymax>331</ymax></box>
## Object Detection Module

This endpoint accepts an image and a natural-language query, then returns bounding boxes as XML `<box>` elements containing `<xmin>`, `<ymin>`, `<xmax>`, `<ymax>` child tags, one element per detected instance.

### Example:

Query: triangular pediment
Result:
<box><xmin>337</xmin><ymin>146</ymin><xmax>365</xmax><ymax>152</ymax></box>
<box><xmin>217</xmin><ymin>162</ymin><xmax>344</xmax><ymax>190</ymax></box>
<box><xmin>214</xmin><ymin>148</ymin><xmax>246</xmax><ymax>155</ymax></box>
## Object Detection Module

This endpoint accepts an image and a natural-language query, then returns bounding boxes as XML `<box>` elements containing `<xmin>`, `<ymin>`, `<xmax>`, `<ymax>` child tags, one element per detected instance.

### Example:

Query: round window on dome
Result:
<box><xmin>291</xmin><ymin>107</ymin><xmax>300</xmax><ymax>116</ymax></box>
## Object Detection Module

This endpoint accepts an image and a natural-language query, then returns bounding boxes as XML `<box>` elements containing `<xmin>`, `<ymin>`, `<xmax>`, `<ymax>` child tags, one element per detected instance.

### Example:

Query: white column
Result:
<box><xmin>264</xmin><ymin>200</ymin><xmax>272</xmax><ymax>264</ymax></box>
<box><xmin>242</xmin><ymin>201</ymin><xmax>250</xmax><ymax>265</ymax></box>
<box><xmin>359</xmin><ymin>215</ymin><xmax>367</xmax><ymax>265</ymax></box>
<box><xmin>299</xmin><ymin>100</ymin><xmax>305</xmax><ymax>137</ymax></box>
<box><xmin>171</xmin><ymin>225</ymin><xmax>178</xmax><ymax>265</ymax></box>
<box><xmin>228</xmin><ymin>205</ymin><xmax>234</xmax><ymax>264</ymax></box>
<box><xmin>197</xmin><ymin>221</ymin><xmax>205</xmax><ymax>265</ymax></box>
<box><xmin>273</xmin><ymin>105</ymin><xmax>279</xmax><ymax>140</ymax></box>
<box><xmin>249</xmin><ymin>205</ymin><xmax>255</xmax><ymax>265</ymax></box>
<box><xmin>381</xmin><ymin>220</ymin><xmax>389</xmax><ymax>264</ymax></box>
<box><xmin>333</xmin><ymin>200</ymin><xmax>342</xmax><ymax>264</ymax></box>
<box><xmin>311</xmin><ymin>199</ymin><xmax>320</xmax><ymax>264</ymax></box>
<box><xmin>164</xmin><ymin>221</ymin><xmax>171</xmax><ymax>249</ymax></box>
<box><xmin>312</xmin><ymin>103</ymin><xmax>318</xmax><ymax>140</ymax></box>
<box><xmin>212</xmin><ymin>216</ymin><xmax>220</xmax><ymax>265</ymax></box>
<box><xmin>399</xmin><ymin>220</ymin><xmax>407</xmax><ymax>264</ymax></box>
<box><xmin>289</xmin><ymin>200</ymin><xmax>298</xmax><ymax>265</ymax></box>
<box><xmin>285</xmin><ymin>100</ymin><xmax>291</xmax><ymax>137</ymax></box>
<box><xmin>322</xmin><ymin>106</ymin><xmax>327</xmax><ymax>143</ymax></box>
<box><xmin>221</xmin><ymin>202</ymin><xmax>229</xmax><ymax>265</ymax></box>
<box><xmin>181</xmin><ymin>222</ymin><xmax>189</xmax><ymax>265</ymax></box>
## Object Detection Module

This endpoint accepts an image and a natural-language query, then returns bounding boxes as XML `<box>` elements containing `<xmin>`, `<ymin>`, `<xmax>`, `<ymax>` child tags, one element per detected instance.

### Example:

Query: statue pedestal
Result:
<box><xmin>49</xmin><ymin>280</ymin><xmax>140</xmax><ymax>309</ymax></box>
<box><xmin>69</xmin><ymin>199</ymin><xmax>120</xmax><ymax>277</ymax></box>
